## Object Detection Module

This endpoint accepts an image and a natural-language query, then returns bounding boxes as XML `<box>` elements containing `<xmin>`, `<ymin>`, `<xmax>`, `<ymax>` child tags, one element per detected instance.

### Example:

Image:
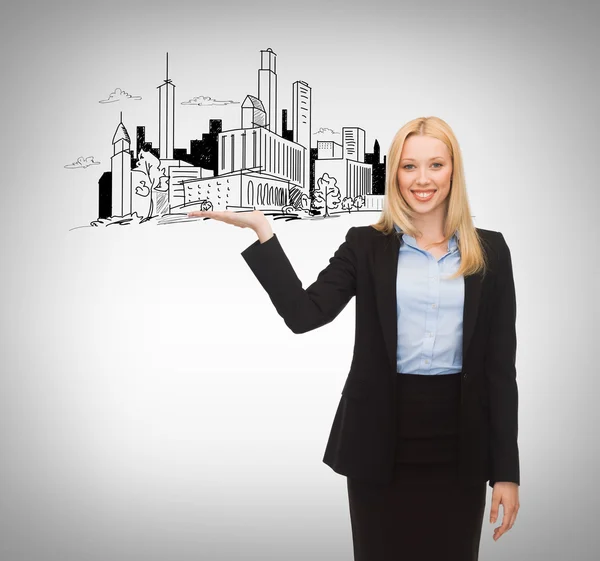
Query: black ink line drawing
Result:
<box><xmin>65</xmin><ymin>156</ymin><xmax>101</xmax><ymax>169</ymax></box>
<box><xmin>314</xmin><ymin>127</ymin><xmax>339</xmax><ymax>137</ymax></box>
<box><xmin>86</xmin><ymin>48</ymin><xmax>387</xmax><ymax>228</ymax></box>
<box><xmin>181</xmin><ymin>95</ymin><xmax>238</xmax><ymax>106</ymax></box>
<box><xmin>158</xmin><ymin>52</ymin><xmax>174</xmax><ymax>161</ymax></box>
<box><xmin>99</xmin><ymin>87</ymin><xmax>142</xmax><ymax>104</ymax></box>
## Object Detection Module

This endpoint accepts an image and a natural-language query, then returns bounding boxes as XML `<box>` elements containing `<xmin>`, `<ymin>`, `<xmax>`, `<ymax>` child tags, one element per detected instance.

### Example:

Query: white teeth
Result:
<box><xmin>415</xmin><ymin>191</ymin><xmax>434</xmax><ymax>198</ymax></box>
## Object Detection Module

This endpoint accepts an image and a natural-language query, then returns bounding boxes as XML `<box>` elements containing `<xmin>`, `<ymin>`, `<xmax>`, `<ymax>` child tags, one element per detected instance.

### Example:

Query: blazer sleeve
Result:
<box><xmin>240</xmin><ymin>227</ymin><xmax>358</xmax><ymax>334</ymax></box>
<box><xmin>485</xmin><ymin>232</ymin><xmax>520</xmax><ymax>488</ymax></box>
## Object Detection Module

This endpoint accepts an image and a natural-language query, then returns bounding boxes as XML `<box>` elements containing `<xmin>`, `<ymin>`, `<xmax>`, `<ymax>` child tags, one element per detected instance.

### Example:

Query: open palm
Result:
<box><xmin>187</xmin><ymin>209</ymin><xmax>267</xmax><ymax>230</ymax></box>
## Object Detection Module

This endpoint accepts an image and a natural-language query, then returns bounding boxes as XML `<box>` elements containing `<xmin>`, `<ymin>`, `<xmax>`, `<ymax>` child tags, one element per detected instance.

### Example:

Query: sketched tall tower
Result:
<box><xmin>343</xmin><ymin>127</ymin><xmax>366</xmax><ymax>162</ymax></box>
<box><xmin>111</xmin><ymin>112</ymin><xmax>132</xmax><ymax>216</ymax></box>
<box><xmin>292</xmin><ymin>80</ymin><xmax>311</xmax><ymax>190</ymax></box>
<box><xmin>258</xmin><ymin>48</ymin><xmax>277</xmax><ymax>134</ymax></box>
<box><xmin>158</xmin><ymin>53</ymin><xmax>175</xmax><ymax>159</ymax></box>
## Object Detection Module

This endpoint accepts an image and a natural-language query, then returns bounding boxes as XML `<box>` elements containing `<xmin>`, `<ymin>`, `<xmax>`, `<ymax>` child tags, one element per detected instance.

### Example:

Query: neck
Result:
<box><xmin>412</xmin><ymin>211</ymin><xmax>447</xmax><ymax>244</ymax></box>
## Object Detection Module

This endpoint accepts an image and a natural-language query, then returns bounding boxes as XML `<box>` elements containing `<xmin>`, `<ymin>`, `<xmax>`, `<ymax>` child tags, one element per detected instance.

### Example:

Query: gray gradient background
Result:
<box><xmin>2</xmin><ymin>0</ymin><xmax>599</xmax><ymax>559</ymax></box>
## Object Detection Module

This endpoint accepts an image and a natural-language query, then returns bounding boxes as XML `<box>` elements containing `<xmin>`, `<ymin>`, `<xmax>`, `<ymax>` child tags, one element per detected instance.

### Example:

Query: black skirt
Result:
<box><xmin>346</xmin><ymin>372</ymin><xmax>487</xmax><ymax>561</ymax></box>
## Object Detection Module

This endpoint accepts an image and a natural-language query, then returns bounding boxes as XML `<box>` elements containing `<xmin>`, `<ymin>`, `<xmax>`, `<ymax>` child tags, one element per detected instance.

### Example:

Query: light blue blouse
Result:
<box><xmin>393</xmin><ymin>224</ymin><xmax>464</xmax><ymax>375</ymax></box>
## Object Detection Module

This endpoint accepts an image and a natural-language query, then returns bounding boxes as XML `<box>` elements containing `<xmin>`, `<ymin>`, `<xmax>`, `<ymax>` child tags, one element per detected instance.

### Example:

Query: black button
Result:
<box><xmin>462</xmin><ymin>371</ymin><xmax>468</xmax><ymax>379</ymax></box>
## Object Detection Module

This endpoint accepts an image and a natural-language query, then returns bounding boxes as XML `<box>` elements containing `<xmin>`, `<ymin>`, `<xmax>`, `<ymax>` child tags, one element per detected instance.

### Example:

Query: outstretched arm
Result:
<box><xmin>241</xmin><ymin>227</ymin><xmax>358</xmax><ymax>334</ymax></box>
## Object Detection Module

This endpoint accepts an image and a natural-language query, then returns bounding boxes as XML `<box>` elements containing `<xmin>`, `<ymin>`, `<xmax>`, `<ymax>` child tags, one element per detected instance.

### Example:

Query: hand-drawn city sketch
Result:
<box><xmin>75</xmin><ymin>48</ymin><xmax>388</xmax><ymax>227</ymax></box>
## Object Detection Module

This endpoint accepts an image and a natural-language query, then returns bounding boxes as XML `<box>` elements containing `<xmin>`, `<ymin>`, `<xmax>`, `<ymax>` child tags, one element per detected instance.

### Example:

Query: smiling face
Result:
<box><xmin>397</xmin><ymin>134</ymin><xmax>453</xmax><ymax>219</ymax></box>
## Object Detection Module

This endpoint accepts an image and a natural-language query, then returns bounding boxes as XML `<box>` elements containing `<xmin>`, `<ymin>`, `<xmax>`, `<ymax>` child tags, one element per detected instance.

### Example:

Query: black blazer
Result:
<box><xmin>241</xmin><ymin>225</ymin><xmax>519</xmax><ymax>489</ymax></box>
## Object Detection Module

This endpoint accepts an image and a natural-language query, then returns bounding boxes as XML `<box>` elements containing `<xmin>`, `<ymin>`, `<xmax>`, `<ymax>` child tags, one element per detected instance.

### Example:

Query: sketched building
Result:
<box><xmin>292</xmin><ymin>80</ymin><xmax>311</xmax><ymax>191</ymax></box>
<box><xmin>111</xmin><ymin>115</ymin><xmax>133</xmax><ymax>216</ymax></box>
<box><xmin>259</xmin><ymin>48</ymin><xmax>277</xmax><ymax>134</ymax></box>
<box><xmin>364</xmin><ymin>138</ymin><xmax>387</xmax><ymax>202</ymax></box>
<box><xmin>343</xmin><ymin>127</ymin><xmax>366</xmax><ymax>162</ymax></box>
<box><xmin>158</xmin><ymin>54</ymin><xmax>175</xmax><ymax>160</ymax></box>
<box><xmin>176</xmin><ymin>115</ymin><xmax>305</xmax><ymax>212</ymax></box>
<box><xmin>174</xmin><ymin>48</ymin><xmax>310</xmax><ymax>213</ymax></box>
<box><xmin>241</xmin><ymin>95</ymin><xmax>267</xmax><ymax>128</ymax></box>
<box><xmin>314</xmin><ymin>126</ymin><xmax>373</xmax><ymax>207</ymax></box>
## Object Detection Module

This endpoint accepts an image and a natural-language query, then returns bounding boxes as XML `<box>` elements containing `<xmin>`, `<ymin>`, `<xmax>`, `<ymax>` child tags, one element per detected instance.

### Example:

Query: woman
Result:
<box><xmin>188</xmin><ymin>116</ymin><xmax>520</xmax><ymax>560</ymax></box>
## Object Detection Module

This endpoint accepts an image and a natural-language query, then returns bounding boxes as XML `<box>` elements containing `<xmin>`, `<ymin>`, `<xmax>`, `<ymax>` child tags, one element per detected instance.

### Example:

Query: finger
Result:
<box><xmin>188</xmin><ymin>211</ymin><xmax>223</xmax><ymax>220</ymax></box>
<box><xmin>493</xmin><ymin>504</ymin><xmax>506</xmax><ymax>540</ymax></box>
<box><xmin>490</xmin><ymin>493</ymin><xmax>501</xmax><ymax>523</ymax></box>
<box><xmin>495</xmin><ymin>504</ymin><xmax>515</xmax><ymax>540</ymax></box>
<box><xmin>508</xmin><ymin>503</ymin><xmax>520</xmax><ymax>530</ymax></box>
<box><xmin>217</xmin><ymin>211</ymin><xmax>239</xmax><ymax>222</ymax></box>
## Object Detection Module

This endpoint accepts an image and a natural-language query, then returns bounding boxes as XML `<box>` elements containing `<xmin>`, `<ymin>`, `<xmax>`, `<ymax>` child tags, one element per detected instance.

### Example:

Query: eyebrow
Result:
<box><xmin>401</xmin><ymin>157</ymin><xmax>446</xmax><ymax>162</ymax></box>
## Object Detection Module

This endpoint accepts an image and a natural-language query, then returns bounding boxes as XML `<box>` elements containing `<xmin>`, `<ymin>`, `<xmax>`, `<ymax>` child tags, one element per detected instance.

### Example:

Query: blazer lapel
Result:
<box><xmin>373</xmin><ymin>230</ymin><xmax>482</xmax><ymax>374</ymax></box>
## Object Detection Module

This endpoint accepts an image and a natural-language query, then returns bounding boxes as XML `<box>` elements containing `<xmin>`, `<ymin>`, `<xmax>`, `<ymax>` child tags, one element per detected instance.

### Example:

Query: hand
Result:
<box><xmin>188</xmin><ymin>210</ymin><xmax>271</xmax><ymax>237</ymax></box>
<box><xmin>490</xmin><ymin>482</ymin><xmax>520</xmax><ymax>541</ymax></box>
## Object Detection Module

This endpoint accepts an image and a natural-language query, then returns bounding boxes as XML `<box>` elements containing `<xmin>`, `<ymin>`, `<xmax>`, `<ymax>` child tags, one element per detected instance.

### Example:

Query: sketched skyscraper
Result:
<box><xmin>111</xmin><ymin>113</ymin><xmax>132</xmax><ymax>216</ymax></box>
<box><xmin>158</xmin><ymin>53</ymin><xmax>175</xmax><ymax>160</ymax></box>
<box><xmin>258</xmin><ymin>48</ymin><xmax>277</xmax><ymax>135</ymax></box>
<box><xmin>292</xmin><ymin>80</ymin><xmax>311</xmax><ymax>191</ymax></box>
<box><xmin>343</xmin><ymin>127</ymin><xmax>366</xmax><ymax>162</ymax></box>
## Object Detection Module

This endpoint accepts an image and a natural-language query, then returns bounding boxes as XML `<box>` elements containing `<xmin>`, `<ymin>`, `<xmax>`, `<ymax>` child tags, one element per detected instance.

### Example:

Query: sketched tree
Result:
<box><xmin>313</xmin><ymin>173</ymin><xmax>341</xmax><ymax>217</ymax></box>
<box><xmin>132</xmin><ymin>149</ymin><xmax>168</xmax><ymax>221</ymax></box>
<box><xmin>353</xmin><ymin>194</ymin><xmax>365</xmax><ymax>211</ymax></box>
<box><xmin>341</xmin><ymin>196</ymin><xmax>354</xmax><ymax>213</ymax></box>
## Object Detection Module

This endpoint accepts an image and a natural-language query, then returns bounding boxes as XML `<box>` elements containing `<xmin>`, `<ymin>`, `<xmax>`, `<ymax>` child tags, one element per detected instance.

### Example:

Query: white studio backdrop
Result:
<box><xmin>1</xmin><ymin>1</ymin><xmax>599</xmax><ymax>560</ymax></box>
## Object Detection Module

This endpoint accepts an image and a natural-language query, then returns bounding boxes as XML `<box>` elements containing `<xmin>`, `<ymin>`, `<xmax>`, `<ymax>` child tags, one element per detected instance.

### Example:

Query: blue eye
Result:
<box><xmin>402</xmin><ymin>163</ymin><xmax>443</xmax><ymax>169</ymax></box>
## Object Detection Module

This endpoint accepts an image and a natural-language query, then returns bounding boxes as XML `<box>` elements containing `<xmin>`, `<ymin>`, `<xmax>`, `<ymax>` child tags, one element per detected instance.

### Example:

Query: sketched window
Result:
<box><xmin>221</xmin><ymin>136</ymin><xmax>226</xmax><ymax>170</ymax></box>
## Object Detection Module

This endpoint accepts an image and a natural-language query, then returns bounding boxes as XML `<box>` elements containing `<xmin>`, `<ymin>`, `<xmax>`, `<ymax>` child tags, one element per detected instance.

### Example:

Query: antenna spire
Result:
<box><xmin>166</xmin><ymin>52</ymin><xmax>169</xmax><ymax>81</ymax></box>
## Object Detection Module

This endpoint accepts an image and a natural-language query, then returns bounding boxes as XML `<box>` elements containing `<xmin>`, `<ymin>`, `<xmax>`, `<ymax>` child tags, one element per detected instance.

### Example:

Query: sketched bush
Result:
<box><xmin>353</xmin><ymin>195</ymin><xmax>365</xmax><ymax>211</ymax></box>
<box><xmin>90</xmin><ymin>212</ymin><xmax>148</xmax><ymax>227</ymax></box>
<box><xmin>341</xmin><ymin>197</ymin><xmax>354</xmax><ymax>213</ymax></box>
<box><xmin>281</xmin><ymin>204</ymin><xmax>296</xmax><ymax>214</ymax></box>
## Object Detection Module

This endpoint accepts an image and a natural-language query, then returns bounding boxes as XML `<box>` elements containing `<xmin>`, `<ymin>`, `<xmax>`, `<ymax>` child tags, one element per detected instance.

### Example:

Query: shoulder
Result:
<box><xmin>355</xmin><ymin>225</ymin><xmax>384</xmax><ymax>236</ymax></box>
<box><xmin>351</xmin><ymin>225</ymin><xmax>392</xmax><ymax>239</ymax></box>
<box><xmin>475</xmin><ymin>228</ymin><xmax>509</xmax><ymax>255</ymax></box>
<box><xmin>475</xmin><ymin>227</ymin><xmax>497</xmax><ymax>238</ymax></box>
<box><xmin>340</xmin><ymin>225</ymin><xmax>383</xmax><ymax>244</ymax></box>
<box><xmin>345</xmin><ymin>225</ymin><xmax>391</xmax><ymax>249</ymax></box>
<box><xmin>475</xmin><ymin>229</ymin><xmax>513</xmax><ymax>280</ymax></box>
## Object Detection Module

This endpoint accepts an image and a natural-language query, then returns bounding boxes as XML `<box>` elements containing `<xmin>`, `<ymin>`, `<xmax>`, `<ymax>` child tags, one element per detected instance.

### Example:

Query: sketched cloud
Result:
<box><xmin>181</xmin><ymin>95</ymin><xmax>238</xmax><ymax>106</ymax></box>
<box><xmin>99</xmin><ymin>87</ymin><xmax>142</xmax><ymax>103</ymax></box>
<box><xmin>64</xmin><ymin>156</ymin><xmax>101</xmax><ymax>169</ymax></box>
<box><xmin>314</xmin><ymin>127</ymin><xmax>341</xmax><ymax>137</ymax></box>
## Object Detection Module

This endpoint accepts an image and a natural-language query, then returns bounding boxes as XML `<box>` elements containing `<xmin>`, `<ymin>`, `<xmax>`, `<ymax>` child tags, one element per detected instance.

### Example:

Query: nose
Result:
<box><xmin>416</xmin><ymin>167</ymin><xmax>431</xmax><ymax>185</ymax></box>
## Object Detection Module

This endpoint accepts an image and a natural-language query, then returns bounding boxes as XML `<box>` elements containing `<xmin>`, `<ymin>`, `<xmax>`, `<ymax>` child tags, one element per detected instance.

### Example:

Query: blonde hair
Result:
<box><xmin>371</xmin><ymin>116</ymin><xmax>488</xmax><ymax>280</ymax></box>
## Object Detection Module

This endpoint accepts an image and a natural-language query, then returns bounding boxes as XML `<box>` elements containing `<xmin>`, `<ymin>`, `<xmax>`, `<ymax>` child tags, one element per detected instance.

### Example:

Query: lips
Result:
<box><xmin>411</xmin><ymin>189</ymin><xmax>436</xmax><ymax>202</ymax></box>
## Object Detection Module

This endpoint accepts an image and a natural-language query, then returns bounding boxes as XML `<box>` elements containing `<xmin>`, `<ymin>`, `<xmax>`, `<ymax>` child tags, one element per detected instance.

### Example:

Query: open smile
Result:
<box><xmin>410</xmin><ymin>190</ymin><xmax>436</xmax><ymax>201</ymax></box>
